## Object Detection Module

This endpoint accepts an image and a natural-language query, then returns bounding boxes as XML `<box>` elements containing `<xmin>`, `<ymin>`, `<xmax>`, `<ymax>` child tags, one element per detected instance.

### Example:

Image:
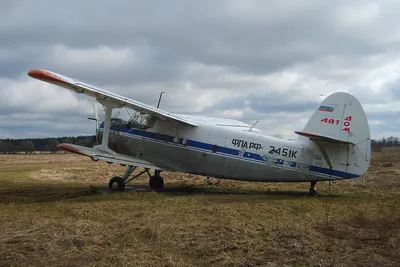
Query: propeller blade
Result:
<box><xmin>112</xmin><ymin>110</ymin><xmax>120</xmax><ymax>119</ymax></box>
<box><xmin>92</xmin><ymin>100</ymin><xmax>99</xmax><ymax>121</ymax></box>
<box><xmin>91</xmin><ymin>100</ymin><xmax>100</xmax><ymax>144</ymax></box>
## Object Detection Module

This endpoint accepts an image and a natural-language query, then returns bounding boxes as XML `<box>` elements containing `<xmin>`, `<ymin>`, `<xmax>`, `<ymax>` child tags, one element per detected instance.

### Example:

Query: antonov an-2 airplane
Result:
<box><xmin>28</xmin><ymin>69</ymin><xmax>371</xmax><ymax>196</ymax></box>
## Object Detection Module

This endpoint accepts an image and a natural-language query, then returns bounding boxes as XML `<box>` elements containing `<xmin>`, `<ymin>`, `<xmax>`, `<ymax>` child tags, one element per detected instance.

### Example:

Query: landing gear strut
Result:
<box><xmin>107</xmin><ymin>166</ymin><xmax>164</xmax><ymax>192</ymax></box>
<box><xmin>309</xmin><ymin>181</ymin><xmax>317</xmax><ymax>196</ymax></box>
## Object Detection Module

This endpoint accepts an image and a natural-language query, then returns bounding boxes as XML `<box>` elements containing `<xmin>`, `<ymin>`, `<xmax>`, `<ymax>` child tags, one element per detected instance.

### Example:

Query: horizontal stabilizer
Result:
<box><xmin>57</xmin><ymin>143</ymin><xmax>172</xmax><ymax>171</ymax></box>
<box><xmin>295</xmin><ymin>131</ymin><xmax>355</xmax><ymax>144</ymax></box>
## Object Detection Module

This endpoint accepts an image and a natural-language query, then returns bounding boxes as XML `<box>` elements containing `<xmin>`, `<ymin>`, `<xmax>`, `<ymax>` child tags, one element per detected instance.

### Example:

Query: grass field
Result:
<box><xmin>0</xmin><ymin>152</ymin><xmax>399</xmax><ymax>267</ymax></box>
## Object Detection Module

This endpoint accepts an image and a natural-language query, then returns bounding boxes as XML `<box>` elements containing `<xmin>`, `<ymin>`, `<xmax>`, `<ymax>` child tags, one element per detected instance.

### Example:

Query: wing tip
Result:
<box><xmin>27</xmin><ymin>69</ymin><xmax>44</xmax><ymax>79</ymax></box>
<box><xmin>57</xmin><ymin>143</ymin><xmax>88</xmax><ymax>156</ymax></box>
<box><xmin>27</xmin><ymin>69</ymin><xmax>69</xmax><ymax>85</ymax></box>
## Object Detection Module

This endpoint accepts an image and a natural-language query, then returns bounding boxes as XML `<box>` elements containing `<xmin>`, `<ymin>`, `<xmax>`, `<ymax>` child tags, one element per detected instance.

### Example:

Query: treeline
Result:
<box><xmin>0</xmin><ymin>136</ymin><xmax>96</xmax><ymax>153</ymax></box>
<box><xmin>371</xmin><ymin>136</ymin><xmax>400</xmax><ymax>152</ymax></box>
<box><xmin>0</xmin><ymin>135</ymin><xmax>398</xmax><ymax>153</ymax></box>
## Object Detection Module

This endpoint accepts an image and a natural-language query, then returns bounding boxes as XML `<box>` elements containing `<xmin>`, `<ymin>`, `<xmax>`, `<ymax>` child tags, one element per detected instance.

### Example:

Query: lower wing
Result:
<box><xmin>58</xmin><ymin>143</ymin><xmax>173</xmax><ymax>171</ymax></box>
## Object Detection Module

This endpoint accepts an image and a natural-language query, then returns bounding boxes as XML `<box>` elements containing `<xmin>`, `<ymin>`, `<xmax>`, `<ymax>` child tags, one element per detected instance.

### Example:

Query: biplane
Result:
<box><xmin>28</xmin><ymin>69</ymin><xmax>371</xmax><ymax>195</ymax></box>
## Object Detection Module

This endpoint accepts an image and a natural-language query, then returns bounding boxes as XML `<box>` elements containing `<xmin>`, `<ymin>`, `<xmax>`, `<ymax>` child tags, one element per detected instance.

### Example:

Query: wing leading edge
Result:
<box><xmin>28</xmin><ymin>69</ymin><xmax>198</xmax><ymax>127</ymax></box>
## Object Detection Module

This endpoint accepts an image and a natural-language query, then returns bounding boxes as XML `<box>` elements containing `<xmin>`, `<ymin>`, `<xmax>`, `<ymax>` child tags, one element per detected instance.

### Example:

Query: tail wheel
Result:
<box><xmin>309</xmin><ymin>188</ymin><xmax>317</xmax><ymax>196</ymax></box>
<box><xmin>108</xmin><ymin>176</ymin><xmax>125</xmax><ymax>192</ymax></box>
<box><xmin>309</xmin><ymin>181</ymin><xmax>317</xmax><ymax>196</ymax></box>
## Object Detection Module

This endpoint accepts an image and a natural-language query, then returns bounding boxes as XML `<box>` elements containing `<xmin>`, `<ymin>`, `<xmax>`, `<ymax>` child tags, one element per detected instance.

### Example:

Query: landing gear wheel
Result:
<box><xmin>309</xmin><ymin>187</ymin><xmax>317</xmax><ymax>196</ymax></box>
<box><xmin>108</xmin><ymin>176</ymin><xmax>125</xmax><ymax>192</ymax></box>
<box><xmin>149</xmin><ymin>175</ymin><xmax>164</xmax><ymax>189</ymax></box>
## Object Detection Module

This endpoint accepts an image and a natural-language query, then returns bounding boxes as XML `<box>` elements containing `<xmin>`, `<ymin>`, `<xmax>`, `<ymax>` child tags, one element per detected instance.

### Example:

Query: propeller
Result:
<box><xmin>87</xmin><ymin>100</ymin><xmax>101</xmax><ymax>144</ymax></box>
<box><xmin>87</xmin><ymin>101</ymin><xmax>121</xmax><ymax>144</ymax></box>
<box><xmin>112</xmin><ymin>110</ymin><xmax>120</xmax><ymax>119</ymax></box>
<box><xmin>92</xmin><ymin>100</ymin><xmax>100</xmax><ymax>122</ymax></box>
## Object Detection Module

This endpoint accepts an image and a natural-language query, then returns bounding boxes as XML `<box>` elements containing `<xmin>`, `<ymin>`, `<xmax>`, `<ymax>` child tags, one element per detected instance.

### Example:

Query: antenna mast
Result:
<box><xmin>157</xmin><ymin>91</ymin><xmax>166</xmax><ymax>108</ymax></box>
<box><xmin>248</xmin><ymin>120</ymin><xmax>259</xmax><ymax>132</ymax></box>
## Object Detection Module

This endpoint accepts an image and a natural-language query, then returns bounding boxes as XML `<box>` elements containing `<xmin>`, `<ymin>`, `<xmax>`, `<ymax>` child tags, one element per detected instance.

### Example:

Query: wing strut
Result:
<box><xmin>93</xmin><ymin>101</ymin><xmax>122</xmax><ymax>156</ymax></box>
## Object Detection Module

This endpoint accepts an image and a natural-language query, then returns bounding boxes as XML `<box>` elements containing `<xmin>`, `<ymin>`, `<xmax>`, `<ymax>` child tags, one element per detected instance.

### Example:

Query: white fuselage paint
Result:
<box><xmin>103</xmin><ymin>117</ymin><xmax>360</xmax><ymax>182</ymax></box>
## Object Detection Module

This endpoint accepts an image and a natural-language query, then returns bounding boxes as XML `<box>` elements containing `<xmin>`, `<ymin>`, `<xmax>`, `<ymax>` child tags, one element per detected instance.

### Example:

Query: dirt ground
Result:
<box><xmin>0</xmin><ymin>152</ymin><xmax>399</xmax><ymax>266</ymax></box>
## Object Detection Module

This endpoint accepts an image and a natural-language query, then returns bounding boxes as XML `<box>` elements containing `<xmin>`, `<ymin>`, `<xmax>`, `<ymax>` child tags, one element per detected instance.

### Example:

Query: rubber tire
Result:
<box><xmin>309</xmin><ymin>188</ymin><xmax>317</xmax><ymax>196</ymax></box>
<box><xmin>108</xmin><ymin>176</ymin><xmax>125</xmax><ymax>192</ymax></box>
<box><xmin>149</xmin><ymin>175</ymin><xmax>164</xmax><ymax>189</ymax></box>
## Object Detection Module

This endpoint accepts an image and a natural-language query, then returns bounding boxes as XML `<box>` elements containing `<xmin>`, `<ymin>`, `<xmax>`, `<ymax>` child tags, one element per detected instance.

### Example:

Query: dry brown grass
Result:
<box><xmin>0</xmin><ymin>152</ymin><xmax>399</xmax><ymax>267</ymax></box>
<box><xmin>381</xmin><ymin>147</ymin><xmax>400</xmax><ymax>152</ymax></box>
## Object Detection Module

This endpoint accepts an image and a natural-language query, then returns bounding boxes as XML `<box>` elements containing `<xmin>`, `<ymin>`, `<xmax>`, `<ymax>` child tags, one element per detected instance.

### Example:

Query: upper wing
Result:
<box><xmin>28</xmin><ymin>69</ymin><xmax>198</xmax><ymax>127</ymax></box>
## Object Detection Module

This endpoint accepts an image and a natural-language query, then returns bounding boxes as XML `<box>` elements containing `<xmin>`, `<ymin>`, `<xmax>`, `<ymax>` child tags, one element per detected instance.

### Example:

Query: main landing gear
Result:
<box><xmin>108</xmin><ymin>166</ymin><xmax>164</xmax><ymax>192</ymax></box>
<box><xmin>149</xmin><ymin>170</ymin><xmax>164</xmax><ymax>189</ymax></box>
<box><xmin>309</xmin><ymin>181</ymin><xmax>317</xmax><ymax>196</ymax></box>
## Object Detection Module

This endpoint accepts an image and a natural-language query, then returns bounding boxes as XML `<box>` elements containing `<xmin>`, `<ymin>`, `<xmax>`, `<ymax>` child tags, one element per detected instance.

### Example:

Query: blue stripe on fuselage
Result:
<box><xmin>101</xmin><ymin>126</ymin><xmax>359</xmax><ymax>179</ymax></box>
<box><xmin>308</xmin><ymin>166</ymin><xmax>358</xmax><ymax>179</ymax></box>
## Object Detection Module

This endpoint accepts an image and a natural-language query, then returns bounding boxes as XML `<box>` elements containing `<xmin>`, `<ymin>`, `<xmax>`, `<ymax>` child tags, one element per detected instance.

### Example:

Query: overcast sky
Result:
<box><xmin>1</xmin><ymin>0</ymin><xmax>400</xmax><ymax>139</ymax></box>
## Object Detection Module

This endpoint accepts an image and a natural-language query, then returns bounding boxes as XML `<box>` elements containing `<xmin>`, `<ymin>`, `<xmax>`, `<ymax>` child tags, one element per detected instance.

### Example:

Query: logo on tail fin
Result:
<box><xmin>318</xmin><ymin>105</ymin><xmax>335</xmax><ymax>112</ymax></box>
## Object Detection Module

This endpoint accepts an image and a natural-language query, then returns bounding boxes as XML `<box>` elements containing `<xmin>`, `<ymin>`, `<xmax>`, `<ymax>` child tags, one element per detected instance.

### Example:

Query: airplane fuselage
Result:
<box><xmin>101</xmin><ymin>116</ymin><xmax>359</xmax><ymax>182</ymax></box>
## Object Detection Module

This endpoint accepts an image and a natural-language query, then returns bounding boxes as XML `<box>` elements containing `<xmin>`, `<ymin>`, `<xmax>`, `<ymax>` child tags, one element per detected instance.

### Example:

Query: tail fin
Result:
<box><xmin>296</xmin><ymin>92</ymin><xmax>371</xmax><ymax>178</ymax></box>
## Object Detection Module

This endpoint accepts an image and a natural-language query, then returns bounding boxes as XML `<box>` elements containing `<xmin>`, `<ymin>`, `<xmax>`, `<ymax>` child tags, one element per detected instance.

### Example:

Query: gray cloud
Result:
<box><xmin>2</xmin><ymin>1</ymin><xmax>399</xmax><ymax>78</ymax></box>
<box><xmin>1</xmin><ymin>0</ymin><xmax>400</xmax><ymax>139</ymax></box>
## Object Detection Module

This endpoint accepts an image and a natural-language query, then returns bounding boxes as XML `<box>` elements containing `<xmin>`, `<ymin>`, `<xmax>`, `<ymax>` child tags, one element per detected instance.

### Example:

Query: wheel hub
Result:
<box><xmin>111</xmin><ymin>181</ymin><xmax>119</xmax><ymax>190</ymax></box>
